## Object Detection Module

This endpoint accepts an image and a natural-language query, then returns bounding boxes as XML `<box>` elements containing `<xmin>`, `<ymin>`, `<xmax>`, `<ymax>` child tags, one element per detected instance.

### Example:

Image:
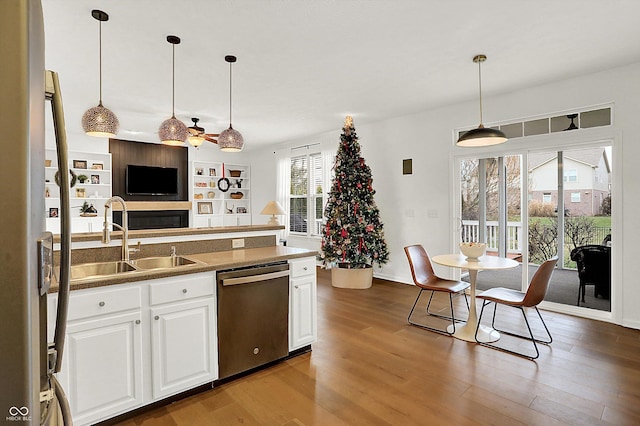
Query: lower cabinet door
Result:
<box><xmin>58</xmin><ymin>311</ymin><xmax>143</xmax><ymax>426</ymax></box>
<box><xmin>290</xmin><ymin>275</ymin><xmax>317</xmax><ymax>351</ymax></box>
<box><xmin>150</xmin><ymin>298</ymin><xmax>217</xmax><ymax>399</ymax></box>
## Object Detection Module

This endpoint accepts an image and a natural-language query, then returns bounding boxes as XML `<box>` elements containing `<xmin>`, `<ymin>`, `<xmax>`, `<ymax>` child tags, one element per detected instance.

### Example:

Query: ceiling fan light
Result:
<box><xmin>457</xmin><ymin>125</ymin><xmax>507</xmax><ymax>147</ymax></box>
<box><xmin>82</xmin><ymin>104</ymin><xmax>119</xmax><ymax>137</ymax></box>
<box><xmin>159</xmin><ymin>116</ymin><xmax>188</xmax><ymax>146</ymax></box>
<box><xmin>218</xmin><ymin>125</ymin><xmax>244</xmax><ymax>152</ymax></box>
<box><xmin>188</xmin><ymin>134</ymin><xmax>205</xmax><ymax>147</ymax></box>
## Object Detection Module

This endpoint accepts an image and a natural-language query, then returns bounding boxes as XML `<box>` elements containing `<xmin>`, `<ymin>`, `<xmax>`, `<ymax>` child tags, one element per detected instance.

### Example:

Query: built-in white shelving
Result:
<box><xmin>45</xmin><ymin>149</ymin><xmax>112</xmax><ymax>233</ymax></box>
<box><xmin>190</xmin><ymin>161</ymin><xmax>251</xmax><ymax>227</ymax></box>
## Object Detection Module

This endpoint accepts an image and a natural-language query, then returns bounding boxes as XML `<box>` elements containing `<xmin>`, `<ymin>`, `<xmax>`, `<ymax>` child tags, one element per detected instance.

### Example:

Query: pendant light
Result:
<box><xmin>456</xmin><ymin>54</ymin><xmax>507</xmax><ymax>147</ymax></box>
<box><xmin>81</xmin><ymin>9</ymin><xmax>119</xmax><ymax>138</ymax></box>
<box><xmin>218</xmin><ymin>55</ymin><xmax>244</xmax><ymax>152</ymax></box>
<box><xmin>159</xmin><ymin>35</ymin><xmax>188</xmax><ymax>146</ymax></box>
<box><xmin>187</xmin><ymin>117</ymin><xmax>205</xmax><ymax>148</ymax></box>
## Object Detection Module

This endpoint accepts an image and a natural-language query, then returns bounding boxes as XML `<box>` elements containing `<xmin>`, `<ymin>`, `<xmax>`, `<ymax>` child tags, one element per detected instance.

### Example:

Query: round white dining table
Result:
<box><xmin>431</xmin><ymin>254</ymin><xmax>519</xmax><ymax>343</ymax></box>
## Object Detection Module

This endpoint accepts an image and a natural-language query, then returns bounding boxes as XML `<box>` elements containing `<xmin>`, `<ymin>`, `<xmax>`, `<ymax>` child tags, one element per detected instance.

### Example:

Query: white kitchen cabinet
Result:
<box><xmin>55</xmin><ymin>284</ymin><xmax>144</xmax><ymax>426</ymax></box>
<box><xmin>50</xmin><ymin>271</ymin><xmax>217</xmax><ymax>426</ymax></box>
<box><xmin>149</xmin><ymin>277</ymin><xmax>217</xmax><ymax>399</ymax></box>
<box><xmin>289</xmin><ymin>257</ymin><xmax>317</xmax><ymax>351</ymax></box>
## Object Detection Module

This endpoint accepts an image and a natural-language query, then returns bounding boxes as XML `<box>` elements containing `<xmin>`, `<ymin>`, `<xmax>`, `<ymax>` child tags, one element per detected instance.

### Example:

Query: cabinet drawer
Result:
<box><xmin>68</xmin><ymin>286</ymin><xmax>142</xmax><ymax>322</ymax></box>
<box><xmin>149</xmin><ymin>274</ymin><xmax>214</xmax><ymax>306</ymax></box>
<box><xmin>289</xmin><ymin>258</ymin><xmax>316</xmax><ymax>278</ymax></box>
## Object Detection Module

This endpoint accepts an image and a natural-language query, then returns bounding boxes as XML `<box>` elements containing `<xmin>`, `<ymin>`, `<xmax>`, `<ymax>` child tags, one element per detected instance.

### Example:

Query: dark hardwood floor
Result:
<box><xmin>116</xmin><ymin>268</ymin><xmax>640</xmax><ymax>425</ymax></box>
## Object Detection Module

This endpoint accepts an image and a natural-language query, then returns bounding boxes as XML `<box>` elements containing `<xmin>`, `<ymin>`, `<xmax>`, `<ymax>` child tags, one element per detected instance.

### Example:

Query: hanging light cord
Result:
<box><xmin>98</xmin><ymin>19</ymin><xmax>103</xmax><ymax>106</ymax></box>
<box><xmin>477</xmin><ymin>58</ymin><xmax>483</xmax><ymax>126</ymax></box>
<box><xmin>228</xmin><ymin>60</ymin><xmax>233</xmax><ymax>126</ymax></box>
<box><xmin>171</xmin><ymin>42</ymin><xmax>176</xmax><ymax>118</ymax></box>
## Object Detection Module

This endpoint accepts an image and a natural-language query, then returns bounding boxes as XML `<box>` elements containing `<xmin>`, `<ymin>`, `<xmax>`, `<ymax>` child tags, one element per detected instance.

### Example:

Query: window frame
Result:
<box><xmin>288</xmin><ymin>151</ymin><xmax>325</xmax><ymax>237</ymax></box>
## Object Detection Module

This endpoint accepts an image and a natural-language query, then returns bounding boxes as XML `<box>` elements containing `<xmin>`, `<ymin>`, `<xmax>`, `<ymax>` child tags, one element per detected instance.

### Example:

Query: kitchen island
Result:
<box><xmin>49</xmin><ymin>225</ymin><xmax>317</xmax><ymax>426</ymax></box>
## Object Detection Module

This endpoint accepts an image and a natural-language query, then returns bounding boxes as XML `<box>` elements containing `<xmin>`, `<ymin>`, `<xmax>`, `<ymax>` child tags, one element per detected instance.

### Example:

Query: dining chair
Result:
<box><xmin>404</xmin><ymin>245</ymin><xmax>470</xmax><ymax>335</ymax></box>
<box><xmin>474</xmin><ymin>257</ymin><xmax>558</xmax><ymax>360</ymax></box>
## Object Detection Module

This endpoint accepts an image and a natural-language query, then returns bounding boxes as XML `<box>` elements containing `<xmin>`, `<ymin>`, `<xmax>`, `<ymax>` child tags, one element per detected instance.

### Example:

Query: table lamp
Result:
<box><xmin>260</xmin><ymin>201</ymin><xmax>286</xmax><ymax>225</ymax></box>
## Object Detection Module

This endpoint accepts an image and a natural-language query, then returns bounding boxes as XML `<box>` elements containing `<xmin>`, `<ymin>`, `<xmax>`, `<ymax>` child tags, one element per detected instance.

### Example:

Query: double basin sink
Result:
<box><xmin>69</xmin><ymin>255</ymin><xmax>202</xmax><ymax>280</ymax></box>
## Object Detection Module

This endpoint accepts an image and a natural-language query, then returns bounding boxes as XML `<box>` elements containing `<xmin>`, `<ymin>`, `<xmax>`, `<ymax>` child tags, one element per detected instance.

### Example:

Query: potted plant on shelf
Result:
<box><xmin>79</xmin><ymin>201</ymin><xmax>98</xmax><ymax>217</ymax></box>
<box><xmin>320</xmin><ymin>116</ymin><xmax>389</xmax><ymax>289</ymax></box>
<box><xmin>77</xmin><ymin>174</ymin><xmax>88</xmax><ymax>183</ymax></box>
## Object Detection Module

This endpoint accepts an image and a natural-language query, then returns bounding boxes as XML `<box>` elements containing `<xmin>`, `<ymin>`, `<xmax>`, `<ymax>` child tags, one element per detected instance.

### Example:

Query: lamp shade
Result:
<box><xmin>82</xmin><ymin>104</ymin><xmax>119</xmax><ymax>137</ymax></box>
<box><xmin>456</xmin><ymin>125</ymin><xmax>507</xmax><ymax>147</ymax></box>
<box><xmin>159</xmin><ymin>116</ymin><xmax>188</xmax><ymax>146</ymax></box>
<box><xmin>218</xmin><ymin>125</ymin><xmax>244</xmax><ymax>152</ymax></box>
<box><xmin>260</xmin><ymin>201</ymin><xmax>286</xmax><ymax>225</ymax></box>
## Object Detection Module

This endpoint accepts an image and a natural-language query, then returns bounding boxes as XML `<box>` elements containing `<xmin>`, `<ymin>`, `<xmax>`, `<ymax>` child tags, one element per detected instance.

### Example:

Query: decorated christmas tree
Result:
<box><xmin>320</xmin><ymin>116</ymin><xmax>389</xmax><ymax>269</ymax></box>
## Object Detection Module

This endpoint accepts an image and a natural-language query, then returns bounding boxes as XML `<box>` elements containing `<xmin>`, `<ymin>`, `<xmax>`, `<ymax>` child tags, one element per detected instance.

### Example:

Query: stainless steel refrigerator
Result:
<box><xmin>1</xmin><ymin>1</ymin><xmax>72</xmax><ymax>424</ymax></box>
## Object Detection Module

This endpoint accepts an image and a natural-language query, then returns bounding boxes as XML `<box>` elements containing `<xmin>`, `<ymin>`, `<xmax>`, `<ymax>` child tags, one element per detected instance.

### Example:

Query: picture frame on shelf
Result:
<box><xmin>91</xmin><ymin>162</ymin><xmax>104</xmax><ymax>170</ymax></box>
<box><xmin>73</xmin><ymin>159</ymin><xmax>87</xmax><ymax>169</ymax></box>
<box><xmin>75</xmin><ymin>187</ymin><xmax>86</xmax><ymax>198</ymax></box>
<box><xmin>209</xmin><ymin>168</ymin><xmax>217</xmax><ymax>176</ymax></box>
<box><xmin>197</xmin><ymin>201</ymin><xmax>213</xmax><ymax>214</ymax></box>
<box><xmin>48</xmin><ymin>208</ymin><xmax>58</xmax><ymax>218</ymax></box>
<box><xmin>237</xmin><ymin>206</ymin><xmax>247</xmax><ymax>214</ymax></box>
<box><xmin>195</xmin><ymin>167</ymin><xmax>204</xmax><ymax>176</ymax></box>
<box><xmin>91</xmin><ymin>174</ymin><xmax>100</xmax><ymax>184</ymax></box>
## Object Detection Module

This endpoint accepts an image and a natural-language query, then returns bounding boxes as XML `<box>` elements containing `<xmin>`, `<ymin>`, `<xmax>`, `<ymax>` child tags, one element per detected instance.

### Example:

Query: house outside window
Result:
<box><xmin>289</xmin><ymin>153</ymin><xmax>324</xmax><ymax>236</ymax></box>
<box><xmin>564</xmin><ymin>169</ymin><xmax>578</xmax><ymax>182</ymax></box>
<box><xmin>543</xmin><ymin>193</ymin><xmax>552</xmax><ymax>203</ymax></box>
<box><xmin>571</xmin><ymin>192</ymin><xmax>581</xmax><ymax>202</ymax></box>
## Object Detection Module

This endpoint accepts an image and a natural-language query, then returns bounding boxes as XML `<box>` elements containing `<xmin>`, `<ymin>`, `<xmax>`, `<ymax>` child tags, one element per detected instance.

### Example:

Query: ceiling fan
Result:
<box><xmin>187</xmin><ymin>117</ymin><xmax>219</xmax><ymax>145</ymax></box>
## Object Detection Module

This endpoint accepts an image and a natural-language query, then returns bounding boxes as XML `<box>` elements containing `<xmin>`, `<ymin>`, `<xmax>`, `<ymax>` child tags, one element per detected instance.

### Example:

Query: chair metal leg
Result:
<box><xmin>475</xmin><ymin>301</ymin><xmax>552</xmax><ymax>360</ymax></box>
<box><xmin>408</xmin><ymin>288</ymin><xmax>467</xmax><ymax>335</ymax></box>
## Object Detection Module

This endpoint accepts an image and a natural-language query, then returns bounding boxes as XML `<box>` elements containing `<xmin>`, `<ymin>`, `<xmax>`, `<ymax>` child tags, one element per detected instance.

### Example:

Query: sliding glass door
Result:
<box><xmin>459</xmin><ymin>143</ymin><xmax>612</xmax><ymax>312</ymax></box>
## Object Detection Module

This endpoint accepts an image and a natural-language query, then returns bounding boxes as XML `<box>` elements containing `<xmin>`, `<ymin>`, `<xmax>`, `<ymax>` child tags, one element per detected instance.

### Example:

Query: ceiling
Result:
<box><xmin>42</xmin><ymin>0</ymin><xmax>640</xmax><ymax>151</ymax></box>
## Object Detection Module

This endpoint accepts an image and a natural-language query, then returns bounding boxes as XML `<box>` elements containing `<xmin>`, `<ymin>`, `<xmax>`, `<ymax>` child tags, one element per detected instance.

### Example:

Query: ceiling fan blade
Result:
<box><xmin>204</xmin><ymin>135</ymin><xmax>218</xmax><ymax>144</ymax></box>
<box><xmin>204</xmin><ymin>133</ymin><xmax>219</xmax><ymax>137</ymax></box>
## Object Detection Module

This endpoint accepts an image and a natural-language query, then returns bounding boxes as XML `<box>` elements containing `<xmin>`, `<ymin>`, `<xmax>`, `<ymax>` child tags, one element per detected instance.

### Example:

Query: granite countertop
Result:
<box><xmin>53</xmin><ymin>245</ymin><xmax>317</xmax><ymax>292</ymax></box>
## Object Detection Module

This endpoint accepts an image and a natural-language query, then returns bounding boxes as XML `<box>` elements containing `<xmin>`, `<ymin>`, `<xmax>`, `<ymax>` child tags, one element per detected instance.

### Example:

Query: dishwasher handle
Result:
<box><xmin>221</xmin><ymin>270</ymin><xmax>290</xmax><ymax>286</ymax></box>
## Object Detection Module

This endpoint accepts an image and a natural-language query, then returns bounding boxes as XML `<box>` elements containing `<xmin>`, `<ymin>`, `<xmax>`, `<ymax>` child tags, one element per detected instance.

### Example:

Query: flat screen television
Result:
<box><xmin>126</xmin><ymin>164</ymin><xmax>178</xmax><ymax>195</ymax></box>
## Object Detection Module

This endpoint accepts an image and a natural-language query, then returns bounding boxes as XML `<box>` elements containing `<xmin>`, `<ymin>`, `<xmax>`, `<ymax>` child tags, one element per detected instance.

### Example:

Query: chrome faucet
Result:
<box><xmin>102</xmin><ymin>196</ymin><xmax>139</xmax><ymax>262</ymax></box>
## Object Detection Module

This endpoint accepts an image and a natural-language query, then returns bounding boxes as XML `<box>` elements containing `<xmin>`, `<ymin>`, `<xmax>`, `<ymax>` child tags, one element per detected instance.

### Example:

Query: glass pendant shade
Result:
<box><xmin>218</xmin><ymin>125</ymin><xmax>244</xmax><ymax>152</ymax></box>
<box><xmin>159</xmin><ymin>116</ymin><xmax>188</xmax><ymax>146</ymax></box>
<box><xmin>188</xmin><ymin>135</ymin><xmax>205</xmax><ymax>148</ymax></box>
<box><xmin>82</xmin><ymin>103</ymin><xmax>119</xmax><ymax>137</ymax></box>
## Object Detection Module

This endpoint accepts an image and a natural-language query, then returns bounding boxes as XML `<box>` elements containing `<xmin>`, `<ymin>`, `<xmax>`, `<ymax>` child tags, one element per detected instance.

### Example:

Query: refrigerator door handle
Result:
<box><xmin>45</xmin><ymin>70</ymin><xmax>71</xmax><ymax>376</ymax></box>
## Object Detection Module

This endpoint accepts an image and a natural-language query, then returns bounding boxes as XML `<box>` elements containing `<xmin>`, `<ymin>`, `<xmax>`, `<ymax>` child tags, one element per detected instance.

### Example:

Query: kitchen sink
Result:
<box><xmin>132</xmin><ymin>255</ymin><xmax>199</xmax><ymax>270</ymax></box>
<box><xmin>69</xmin><ymin>261</ymin><xmax>137</xmax><ymax>280</ymax></box>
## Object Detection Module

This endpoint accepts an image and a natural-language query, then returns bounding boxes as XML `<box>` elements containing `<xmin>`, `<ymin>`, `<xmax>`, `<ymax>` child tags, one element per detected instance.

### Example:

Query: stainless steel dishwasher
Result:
<box><xmin>217</xmin><ymin>261</ymin><xmax>290</xmax><ymax>379</ymax></box>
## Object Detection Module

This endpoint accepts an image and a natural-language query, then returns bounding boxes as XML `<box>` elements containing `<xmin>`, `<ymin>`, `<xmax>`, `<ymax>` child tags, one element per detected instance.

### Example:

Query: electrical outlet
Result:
<box><xmin>232</xmin><ymin>238</ymin><xmax>245</xmax><ymax>249</ymax></box>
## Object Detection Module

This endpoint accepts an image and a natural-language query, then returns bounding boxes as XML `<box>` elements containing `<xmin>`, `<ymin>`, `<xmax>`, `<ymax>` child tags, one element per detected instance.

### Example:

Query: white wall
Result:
<box><xmin>251</xmin><ymin>61</ymin><xmax>640</xmax><ymax>329</ymax></box>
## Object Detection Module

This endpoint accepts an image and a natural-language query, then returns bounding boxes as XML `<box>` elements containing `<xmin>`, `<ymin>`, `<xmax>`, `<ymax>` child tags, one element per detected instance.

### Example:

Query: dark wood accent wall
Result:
<box><xmin>109</xmin><ymin>139</ymin><xmax>188</xmax><ymax>202</ymax></box>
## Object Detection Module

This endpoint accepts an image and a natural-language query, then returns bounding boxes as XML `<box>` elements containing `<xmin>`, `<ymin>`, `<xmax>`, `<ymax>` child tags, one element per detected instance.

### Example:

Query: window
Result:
<box><xmin>543</xmin><ymin>193</ymin><xmax>552</xmax><ymax>203</ymax></box>
<box><xmin>289</xmin><ymin>153</ymin><xmax>324</xmax><ymax>236</ymax></box>
<box><xmin>571</xmin><ymin>192</ymin><xmax>581</xmax><ymax>202</ymax></box>
<box><xmin>564</xmin><ymin>170</ymin><xmax>577</xmax><ymax>182</ymax></box>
